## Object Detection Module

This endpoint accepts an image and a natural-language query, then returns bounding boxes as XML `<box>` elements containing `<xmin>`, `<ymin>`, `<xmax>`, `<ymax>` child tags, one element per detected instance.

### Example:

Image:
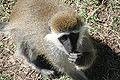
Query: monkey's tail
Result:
<box><xmin>0</xmin><ymin>22</ymin><xmax>8</xmax><ymax>31</ymax></box>
<box><xmin>67</xmin><ymin>68</ymin><xmax>88</xmax><ymax>80</ymax></box>
<box><xmin>0</xmin><ymin>22</ymin><xmax>12</xmax><ymax>37</ymax></box>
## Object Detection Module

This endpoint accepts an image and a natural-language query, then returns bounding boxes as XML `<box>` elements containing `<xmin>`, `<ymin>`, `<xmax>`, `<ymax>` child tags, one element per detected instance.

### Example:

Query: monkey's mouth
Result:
<box><xmin>69</xmin><ymin>51</ymin><xmax>83</xmax><ymax>55</ymax></box>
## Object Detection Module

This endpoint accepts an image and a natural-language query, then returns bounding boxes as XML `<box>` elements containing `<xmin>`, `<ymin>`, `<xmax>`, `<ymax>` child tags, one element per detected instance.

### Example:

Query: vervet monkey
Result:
<box><xmin>0</xmin><ymin>0</ymin><xmax>96</xmax><ymax>80</ymax></box>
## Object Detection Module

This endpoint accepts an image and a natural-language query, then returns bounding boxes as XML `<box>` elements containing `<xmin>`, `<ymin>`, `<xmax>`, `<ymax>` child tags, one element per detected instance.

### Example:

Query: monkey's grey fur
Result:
<box><xmin>0</xmin><ymin>0</ymin><xmax>96</xmax><ymax>80</ymax></box>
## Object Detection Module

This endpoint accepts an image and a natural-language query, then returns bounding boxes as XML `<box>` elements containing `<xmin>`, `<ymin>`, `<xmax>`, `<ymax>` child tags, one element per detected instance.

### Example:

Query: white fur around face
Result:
<box><xmin>44</xmin><ymin>24</ymin><xmax>90</xmax><ymax>55</ymax></box>
<box><xmin>44</xmin><ymin>32</ymin><xmax>69</xmax><ymax>55</ymax></box>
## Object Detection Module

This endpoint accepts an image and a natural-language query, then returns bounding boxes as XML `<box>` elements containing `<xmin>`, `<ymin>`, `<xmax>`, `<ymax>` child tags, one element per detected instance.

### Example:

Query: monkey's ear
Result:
<box><xmin>0</xmin><ymin>22</ymin><xmax>8</xmax><ymax>31</ymax></box>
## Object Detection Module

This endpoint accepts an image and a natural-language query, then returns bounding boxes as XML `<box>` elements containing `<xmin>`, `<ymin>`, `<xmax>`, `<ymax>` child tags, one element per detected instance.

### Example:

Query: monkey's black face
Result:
<box><xmin>58</xmin><ymin>32</ymin><xmax>80</xmax><ymax>54</ymax></box>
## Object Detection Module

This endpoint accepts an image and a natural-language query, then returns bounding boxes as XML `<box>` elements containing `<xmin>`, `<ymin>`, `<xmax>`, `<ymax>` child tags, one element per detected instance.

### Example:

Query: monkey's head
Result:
<box><xmin>45</xmin><ymin>11</ymin><xmax>89</xmax><ymax>55</ymax></box>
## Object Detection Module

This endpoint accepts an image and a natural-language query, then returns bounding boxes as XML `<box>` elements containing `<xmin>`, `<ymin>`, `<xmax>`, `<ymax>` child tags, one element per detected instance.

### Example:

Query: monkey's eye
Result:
<box><xmin>58</xmin><ymin>35</ymin><xmax>68</xmax><ymax>42</ymax></box>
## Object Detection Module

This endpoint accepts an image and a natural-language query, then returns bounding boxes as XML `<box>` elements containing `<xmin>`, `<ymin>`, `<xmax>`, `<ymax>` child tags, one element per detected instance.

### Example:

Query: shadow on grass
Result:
<box><xmin>85</xmin><ymin>38</ymin><xmax>120</xmax><ymax>80</ymax></box>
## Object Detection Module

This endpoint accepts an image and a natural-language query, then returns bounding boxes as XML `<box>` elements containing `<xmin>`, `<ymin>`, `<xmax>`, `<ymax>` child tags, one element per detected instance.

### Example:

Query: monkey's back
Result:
<box><xmin>9</xmin><ymin>0</ymin><xmax>72</xmax><ymax>33</ymax></box>
<box><xmin>7</xmin><ymin>0</ymin><xmax>73</xmax><ymax>53</ymax></box>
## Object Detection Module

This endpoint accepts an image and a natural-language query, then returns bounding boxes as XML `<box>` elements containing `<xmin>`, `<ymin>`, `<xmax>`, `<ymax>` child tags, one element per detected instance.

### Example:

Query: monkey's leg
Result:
<box><xmin>61</xmin><ymin>60</ymin><xmax>88</xmax><ymax>80</ymax></box>
<box><xmin>31</xmin><ymin>55</ymin><xmax>64</xmax><ymax>79</ymax></box>
<box><xmin>67</xmin><ymin>68</ymin><xmax>88</xmax><ymax>80</ymax></box>
<box><xmin>14</xmin><ymin>41</ymin><xmax>63</xmax><ymax>79</ymax></box>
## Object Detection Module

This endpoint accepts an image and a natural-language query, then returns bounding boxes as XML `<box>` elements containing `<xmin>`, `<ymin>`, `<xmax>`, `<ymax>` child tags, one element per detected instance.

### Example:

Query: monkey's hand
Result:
<box><xmin>68</xmin><ymin>53</ymin><xmax>83</xmax><ymax>65</ymax></box>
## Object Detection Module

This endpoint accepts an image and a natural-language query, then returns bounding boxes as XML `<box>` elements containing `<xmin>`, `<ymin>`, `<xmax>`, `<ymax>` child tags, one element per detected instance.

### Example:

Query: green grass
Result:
<box><xmin>109</xmin><ymin>1</ymin><xmax>120</xmax><ymax>9</ymax></box>
<box><xmin>0</xmin><ymin>73</ymin><xmax>12</xmax><ymax>80</ymax></box>
<box><xmin>0</xmin><ymin>0</ymin><xmax>15</xmax><ymax>22</ymax></box>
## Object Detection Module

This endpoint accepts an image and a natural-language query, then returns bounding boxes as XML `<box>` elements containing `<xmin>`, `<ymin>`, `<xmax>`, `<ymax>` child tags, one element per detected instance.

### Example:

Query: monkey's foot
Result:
<box><xmin>41</xmin><ymin>69</ymin><xmax>63</xmax><ymax>79</ymax></box>
<box><xmin>41</xmin><ymin>69</ymin><xmax>54</xmax><ymax>75</ymax></box>
<box><xmin>68</xmin><ymin>53</ymin><xmax>82</xmax><ymax>64</ymax></box>
<box><xmin>41</xmin><ymin>69</ymin><xmax>56</xmax><ymax>79</ymax></box>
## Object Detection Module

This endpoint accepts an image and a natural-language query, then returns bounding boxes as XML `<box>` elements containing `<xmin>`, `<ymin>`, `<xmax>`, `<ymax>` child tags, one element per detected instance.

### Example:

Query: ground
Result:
<box><xmin>0</xmin><ymin>0</ymin><xmax>120</xmax><ymax>80</ymax></box>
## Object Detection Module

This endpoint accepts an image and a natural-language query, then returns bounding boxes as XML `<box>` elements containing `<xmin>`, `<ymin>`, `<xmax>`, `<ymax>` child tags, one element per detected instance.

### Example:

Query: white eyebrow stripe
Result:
<box><xmin>51</xmin><ymin>30</ymin><xmax>81</xmax><ymax>38</ymax></box>
<box><xmin>51</xmin><ymin>32</ymin><xmax>70</xmax><ymax>38</ymax></box>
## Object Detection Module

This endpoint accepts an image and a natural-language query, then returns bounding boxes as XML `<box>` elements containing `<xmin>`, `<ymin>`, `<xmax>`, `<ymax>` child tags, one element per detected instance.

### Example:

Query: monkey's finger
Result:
<box><xmin>69</xmin><ymin>53</ymin><xmax>78</xmax><ymax>58</ymax></box>
<box><xmin>68</xmin><ymin>57</ymin><xmax>77</xmax><ymax>63</ymax></box>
